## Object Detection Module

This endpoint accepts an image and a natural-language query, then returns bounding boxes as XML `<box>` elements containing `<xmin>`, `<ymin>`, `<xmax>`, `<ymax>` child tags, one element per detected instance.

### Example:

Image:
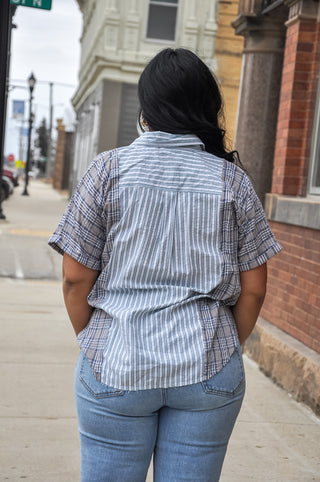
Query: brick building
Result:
<box><xmin>233</xmin><ymin>0</ymin><xmax>320</xmax><ymax>414</ymax></box>
<box><xmin>52</xmin><ymin>119</ymin><xmax>73</xmax><ymax>191</ymax></box>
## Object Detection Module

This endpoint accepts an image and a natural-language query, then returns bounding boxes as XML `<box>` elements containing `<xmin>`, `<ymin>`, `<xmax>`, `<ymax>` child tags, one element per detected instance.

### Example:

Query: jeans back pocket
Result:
<box><xmin>201</xmin><ymin>347</ymin><xmax>245</xmax><ymax>397</ymax></box>
<box><xmin>79</xmin><ymin>352</ymin><xmax>125</xmax><ymax>399</ymax></box>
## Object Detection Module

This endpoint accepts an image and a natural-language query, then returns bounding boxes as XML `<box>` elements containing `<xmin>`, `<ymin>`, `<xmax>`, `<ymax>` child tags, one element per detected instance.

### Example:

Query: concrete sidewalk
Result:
<box><xmin>1</xmin><ymin>180</ymin><xmax>320</xmax><ymax>481</ymax></box>
<box><xmin>1</xmin><ymin>278</ymin><xmax>320</xmax><ymax>481</ymax></box>
<box><xmin>0</xmin><ymin>178</ymin><xmax>68</xmax><ymax>280</ymax></box>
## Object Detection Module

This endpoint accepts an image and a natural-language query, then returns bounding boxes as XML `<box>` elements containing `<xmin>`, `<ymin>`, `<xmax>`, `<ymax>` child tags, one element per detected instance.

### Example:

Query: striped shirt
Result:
<box><xmin>49</xmin><ymin>131</ymin><xmax>282</xmax><ymax>390</ymax></box>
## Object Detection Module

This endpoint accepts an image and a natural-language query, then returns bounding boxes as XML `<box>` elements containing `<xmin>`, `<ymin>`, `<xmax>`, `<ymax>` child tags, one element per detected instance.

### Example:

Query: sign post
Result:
<box><xmin>10</xmin><ymin>0</ymin><xmax>52</xmax><ymax>10</ymax></box>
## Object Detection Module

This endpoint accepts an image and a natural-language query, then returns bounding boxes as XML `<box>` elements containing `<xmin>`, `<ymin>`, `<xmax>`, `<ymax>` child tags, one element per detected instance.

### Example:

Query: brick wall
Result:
<box><xmin>272</xmin><ymin>17</ymin><xmax>320</xmax><ymax>196</ymax></box>
<box><xmin>264</xmin><ymin>12</ymin><xmax>320</xmax><ymax>355</ymax></box>
<box><xmin>53</xmin><ymin>119</ymin><xmax>73</xmax><ymax>191</ymax></box>
<box><xmin>261</xmin><ymin>221</ymin><xmax>320</xmax><ymax>353</ymax></box>
<box><xmin>62</xmin><ymin>131</ymin><xmax>73</xmax><ymax>191</ymax></box>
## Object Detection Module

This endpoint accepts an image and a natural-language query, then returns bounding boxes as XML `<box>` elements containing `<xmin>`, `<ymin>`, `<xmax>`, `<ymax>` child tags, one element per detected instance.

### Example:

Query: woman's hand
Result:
<box><xmin>62</xmin><ymin>253</ymin><xmax>100</xmax><ymax>335</ymax></box>
<box><xmin>233</xmin><ymin>263</ymin><xmax>267</xmax><ymax>345</ymax></box>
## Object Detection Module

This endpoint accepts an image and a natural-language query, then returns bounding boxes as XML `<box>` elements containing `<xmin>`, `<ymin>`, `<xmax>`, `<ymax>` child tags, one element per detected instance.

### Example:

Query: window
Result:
<box><xmin>117</xmin><ymin>84</ymin><xmax>140</xmax><ymax>148</ymax></box>
<box><xmin>146</xmin><ymin>0</ymin><xmax>178</xmax><ymax>41</ymax></box>
<box><xmin>309</xmin><ymin>72</ymin><xmax>320</xmax><ymax>195</ymax></box>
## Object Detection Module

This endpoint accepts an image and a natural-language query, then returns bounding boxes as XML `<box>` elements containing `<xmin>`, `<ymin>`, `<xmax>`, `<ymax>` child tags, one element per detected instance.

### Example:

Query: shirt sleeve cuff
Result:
<box><xmin>48</xmin><ymin>233</ymin><xmax>101</xmax><ymax>271</ymax></box>
<box><xmin>238</xmin><ymin>242</ymin><xmax>282</xmax><ymax>272</ymax></box>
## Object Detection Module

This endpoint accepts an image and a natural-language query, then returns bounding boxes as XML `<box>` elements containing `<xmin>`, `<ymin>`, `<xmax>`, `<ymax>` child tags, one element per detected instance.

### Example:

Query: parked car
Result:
<box><xmin>3</xmin><ymin>167</ymin><xmax>19</xmax><ymax>187</ymax></box>
<box><xmin>1</xmin><ymin>167</ymin><xmax>19</xmax><ymax>201</ymax></box>
<box><xmin>1</xmin><ymin>176</ymin><xmax>14</xmax><ymax>201</ymax></box>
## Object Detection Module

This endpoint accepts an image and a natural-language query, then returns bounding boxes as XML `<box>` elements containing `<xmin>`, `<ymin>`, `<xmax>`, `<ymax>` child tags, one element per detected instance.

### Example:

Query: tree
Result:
<box><xmin>36</xmin><ymin>118</ymin><xmax>48</xmax><ymax>158</ymax></box>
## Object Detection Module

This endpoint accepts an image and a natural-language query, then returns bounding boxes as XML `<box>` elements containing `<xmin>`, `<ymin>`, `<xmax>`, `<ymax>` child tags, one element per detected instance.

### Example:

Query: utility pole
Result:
<box><xmin>46</xmin><ymin>81</ymin><xmax>53</xmax><ymax>182</ymax></box>
<box><xmin>0</xmin><ymin>2</ymin><xmax>16</xmax><ymax>219</ymax></box>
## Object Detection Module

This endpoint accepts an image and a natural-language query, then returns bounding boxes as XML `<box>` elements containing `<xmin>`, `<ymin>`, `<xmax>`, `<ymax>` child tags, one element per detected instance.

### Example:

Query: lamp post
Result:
<box><xmin>22</xmin><ymin>72</ymin><xmax>36</xmax><ymax>196</ymax></box>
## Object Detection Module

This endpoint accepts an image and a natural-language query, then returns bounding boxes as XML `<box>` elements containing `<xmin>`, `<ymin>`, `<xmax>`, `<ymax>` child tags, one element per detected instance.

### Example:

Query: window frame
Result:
<box><xmin>308</xmin><ymin>71</ymin><xmax>320</xmax><ymax>195</ymax></box>
<box><xmin>145</xmin><ymin>0</ymin><xmax>179</xmax><ymax>43</ymax></box>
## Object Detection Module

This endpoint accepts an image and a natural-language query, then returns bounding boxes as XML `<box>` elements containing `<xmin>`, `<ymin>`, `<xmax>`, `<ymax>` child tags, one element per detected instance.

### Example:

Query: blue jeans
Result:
<box><xmin>74</xmin><ymin>348</ymin><xmax>245</xmax><ymax>482</ymax></box>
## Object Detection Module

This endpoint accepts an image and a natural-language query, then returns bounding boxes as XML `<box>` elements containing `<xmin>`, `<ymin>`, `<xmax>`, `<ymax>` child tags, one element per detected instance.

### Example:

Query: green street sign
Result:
<box><xmin>10</xmin><ymin>0</ymin><xmax>52</xmax><ymax>10</ymax></box>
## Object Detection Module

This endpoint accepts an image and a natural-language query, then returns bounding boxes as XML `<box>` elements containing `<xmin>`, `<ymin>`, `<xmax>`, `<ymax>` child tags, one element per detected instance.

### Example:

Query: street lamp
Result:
<box><xmin>22</xmin><ymin>72</ymin><xmax>36</xmax><ymax>196</ymax></box>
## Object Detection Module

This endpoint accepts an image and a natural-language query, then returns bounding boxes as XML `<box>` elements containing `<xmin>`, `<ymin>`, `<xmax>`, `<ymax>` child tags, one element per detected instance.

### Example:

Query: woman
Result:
<box><xmin>49</xmin><ymin>48</ymin><xmax>281</xmax><ymax>481</ymax></box>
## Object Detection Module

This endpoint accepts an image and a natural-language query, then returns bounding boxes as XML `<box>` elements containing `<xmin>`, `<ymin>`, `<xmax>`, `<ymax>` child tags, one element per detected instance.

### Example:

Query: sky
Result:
<box><xmin>5</xmin><ymin>0</ymin><xmax>82</xmax><ymax>160</ymax></box>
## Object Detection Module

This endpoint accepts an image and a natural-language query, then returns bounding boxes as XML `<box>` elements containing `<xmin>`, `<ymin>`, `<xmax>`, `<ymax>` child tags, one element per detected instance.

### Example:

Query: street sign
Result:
<box><xmin>12</xmin><ymin>100</ymin><xmax>25</xmax><ymax>119</ymax></box>
<box><xmin>21</xmin><ymin>127</ymin><xmax>29</xmax><ymax>136</ymax></box>
<box><xmin>10</xmin><ymin>0</ymin><xmax>52</xmax><ymax>10</ymax></box>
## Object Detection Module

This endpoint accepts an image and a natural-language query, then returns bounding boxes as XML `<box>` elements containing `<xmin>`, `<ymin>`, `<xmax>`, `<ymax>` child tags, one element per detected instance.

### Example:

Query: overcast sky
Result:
<box><xmin>5</xmin><ymin>0</ymin><xmax>82</xmax><ymax>158</ymax></box>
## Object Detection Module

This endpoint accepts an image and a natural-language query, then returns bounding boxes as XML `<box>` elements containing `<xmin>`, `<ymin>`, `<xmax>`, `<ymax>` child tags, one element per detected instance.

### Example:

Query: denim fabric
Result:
<box><xmin>74</xmin><ymin>348</ymin><xmax>245</xmax><ymax>482</ymax></box>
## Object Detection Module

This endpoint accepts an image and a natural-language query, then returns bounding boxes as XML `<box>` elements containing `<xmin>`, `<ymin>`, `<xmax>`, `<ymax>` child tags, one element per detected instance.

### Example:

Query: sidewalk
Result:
<box><xmin>1</xmin><ymin>180</ymin><xmax>320</xmax><ymax>481</ymax></box>
<box><xmin>0</xmin><ymin>178</ymin><xmax>68</xmax><ymax>280</ymax></box>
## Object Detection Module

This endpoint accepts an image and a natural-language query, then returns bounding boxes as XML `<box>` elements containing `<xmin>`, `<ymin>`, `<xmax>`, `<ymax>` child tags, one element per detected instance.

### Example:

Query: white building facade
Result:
<box><xmin>72</xmin><ymin>0</ymin><xmax>219</xmax><ymax>189</ymax></box>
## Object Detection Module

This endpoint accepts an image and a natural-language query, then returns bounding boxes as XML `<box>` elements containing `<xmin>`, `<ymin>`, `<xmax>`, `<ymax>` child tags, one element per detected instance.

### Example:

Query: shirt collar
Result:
<box><xmin>132</xmin><ymin>131</ymin><xmax>205</xmax><ymax>150</ymax></box>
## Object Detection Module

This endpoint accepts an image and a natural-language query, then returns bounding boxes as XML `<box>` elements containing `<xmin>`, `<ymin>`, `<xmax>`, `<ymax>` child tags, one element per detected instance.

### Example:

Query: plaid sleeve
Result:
<box><xmin>48</xmin><ymin>152</ymin><xmax>110</xmax><ymax>271</ymax></box>
<box><xmin>236</xmin><ymin>173</ymin><xmax>282</xmax><ymax>272</ymax></box>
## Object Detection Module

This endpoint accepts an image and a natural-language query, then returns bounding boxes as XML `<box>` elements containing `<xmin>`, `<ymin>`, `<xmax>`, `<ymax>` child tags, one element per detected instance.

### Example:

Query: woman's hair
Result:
<box><xmin>138</xmin><ymin>48</ymin><xmax>240</xmax><ymax>164</ymax></box>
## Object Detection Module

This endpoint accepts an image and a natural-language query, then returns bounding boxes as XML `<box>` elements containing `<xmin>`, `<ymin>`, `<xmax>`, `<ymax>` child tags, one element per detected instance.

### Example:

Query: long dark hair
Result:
<box><xmin>138</xmin><ymin>48</ymin><xmax>240</xmax><ymax>164</ymax></box>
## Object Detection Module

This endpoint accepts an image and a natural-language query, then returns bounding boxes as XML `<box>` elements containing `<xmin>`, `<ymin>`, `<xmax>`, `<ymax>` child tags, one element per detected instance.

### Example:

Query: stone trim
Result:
<box><xmin>244</xmin><ymin>317</ymin><xmax>320</xmax><ymax>415</ymax></box>
<box><xmin>284</xmin><ymin>0</ymin><xmax>319</xmax><ymax>27</ymax></box>
<box><xmin>232</xmin><ymin>10</ymin><xmax>287</xmax><ymax>203</ymax></box>
<box><xmin>232</xmin><ymin>9</ymin><xmax>288</xmax><ymax>54</ymax></box>
<box><xmin>265</xmin><ymin>193</ymin><xmax>320</xmax><ymax>230</ymax></box>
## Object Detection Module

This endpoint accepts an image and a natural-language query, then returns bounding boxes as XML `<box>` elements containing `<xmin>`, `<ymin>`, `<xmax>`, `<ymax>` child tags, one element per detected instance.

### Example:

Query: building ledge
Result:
<box><xmin>244</xmin><ymin>317</ymin><xmax>320</xmax><ymax>416</ymax></box>
<box><xmin>265</xmin><ymin>193</ymin><xmax>320</xmax><ymax>230</ymax></box>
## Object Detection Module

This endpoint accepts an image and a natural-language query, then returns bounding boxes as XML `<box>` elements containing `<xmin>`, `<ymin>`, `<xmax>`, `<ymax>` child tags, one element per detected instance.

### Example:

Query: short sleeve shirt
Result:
<box><xmin>49</xmin><ymin>131</ymin><xmax>282</xmax><ymax>390</ymax></box>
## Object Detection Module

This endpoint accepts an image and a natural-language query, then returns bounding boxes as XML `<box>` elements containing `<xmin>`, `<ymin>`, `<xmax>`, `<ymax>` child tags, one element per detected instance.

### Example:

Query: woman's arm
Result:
<box><xmin>233</xmin><ymin>263</ymin><xmax>267</xmax><ymax>345</ymax></box>
<box><xmin>62</xmin><ymin>253</ymin><xmax>100</xmax><ymax>335</ymax></box>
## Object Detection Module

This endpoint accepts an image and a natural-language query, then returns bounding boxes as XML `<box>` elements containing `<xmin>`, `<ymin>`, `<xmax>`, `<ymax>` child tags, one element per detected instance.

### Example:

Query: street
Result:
<box><xmin>0</xmin><ymin>179</ymin><xmax>320</xmax><ymax>481</ymax></box>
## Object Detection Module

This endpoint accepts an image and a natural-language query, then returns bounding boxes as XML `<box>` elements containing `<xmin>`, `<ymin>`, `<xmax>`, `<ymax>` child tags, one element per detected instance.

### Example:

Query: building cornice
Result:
<box><xmin>284</xmin><ymin>0</ymin><xmax>319</xmax><ymax>27</ymax></box>
<box><xmin>72</xmin><ymin>56</ymin><xmax>147</xmax><ymax>111</ymax></box>
<box><xmin>232</xmin><ymin>0</ymin><xmax>288</xmax><ymax>31</ymax></box>
<box><xmin>232</xmin><ymin>0</ymin><xmax>288</xmax><ymax>52</ymax></box>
